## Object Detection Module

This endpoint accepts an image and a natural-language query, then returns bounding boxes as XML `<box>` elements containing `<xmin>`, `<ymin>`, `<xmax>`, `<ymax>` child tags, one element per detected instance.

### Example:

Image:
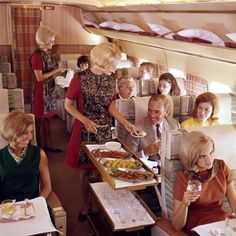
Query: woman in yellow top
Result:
<box><xmin>181</xmin><ymin>92</ymin><xmax>219</xmax><ymax>128</ymax></box>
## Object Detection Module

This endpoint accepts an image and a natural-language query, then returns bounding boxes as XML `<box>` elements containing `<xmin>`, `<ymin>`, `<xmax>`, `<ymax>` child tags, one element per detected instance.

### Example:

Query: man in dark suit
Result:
<box><xmin>126</xmin><ymin>94</ymin><xmax>180</xmax><ymax>161</ymax></box>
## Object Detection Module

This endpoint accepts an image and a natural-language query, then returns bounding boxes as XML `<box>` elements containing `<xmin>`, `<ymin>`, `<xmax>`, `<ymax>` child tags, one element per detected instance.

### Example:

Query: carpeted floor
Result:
<box><xmin>47</xmin><ymin>116</ymin><xmax>92</xmax><ymax>236</ymax></box>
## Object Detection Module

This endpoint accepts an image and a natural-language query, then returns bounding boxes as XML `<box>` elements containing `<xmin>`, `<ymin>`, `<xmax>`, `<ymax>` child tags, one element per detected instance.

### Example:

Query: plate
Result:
<box><xmin>131</xmin><ymin>130</ymin><xmax>147</xmax><ymax>138</ymax></box>
<box><xmin>105</xmin><ymin>141</ymin><xmax>121</xmax><ymax>151</ymax></box>
<box><xmin>110</xmin><ymin>168</ymin><xmax>154</xmax><ymax>182</ymax></box>
<box><xmin>0</xmin><ymin>201</ymin><xmax>35</xmax><ymax>223</ymax></box>
<box><xmin>101</xmin><ymin>159</ymin><xmax>143</xmax><ymax>169</ymax></box>
<box><xmin>91</xmin><ymin>148</ymin><xmax>132</xmax><ymax>159</ymax></box>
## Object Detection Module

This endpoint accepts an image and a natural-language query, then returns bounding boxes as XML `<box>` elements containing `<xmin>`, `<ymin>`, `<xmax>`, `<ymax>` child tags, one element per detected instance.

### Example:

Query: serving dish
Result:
<box><xmin>101</xmin><ymin>158</ymin><xmax>143</xmax><ymax>169</ymax></box>
<box><xmin>105</xmin><ymin>141</ymin><xmax>121</xmax><ymax>150</ymax></box>
<box><xmin>91</xmin><ymin>148</ymin><xmax>132</xmax><ymax>159</ymax></box>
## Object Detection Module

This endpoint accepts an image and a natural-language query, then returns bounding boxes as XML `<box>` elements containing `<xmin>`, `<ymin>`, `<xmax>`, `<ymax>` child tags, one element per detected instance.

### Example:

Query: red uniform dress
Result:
<box><xmin>30</xmin><ymin>49</ymin><xmax>57</xmax><ymax>119</ymax></box>
<box><xmin>173</xmin><ymin>159</ymin><xmax>232</xmax><ymax>236</ymax></box>
<box><xmin>65</xmin><ymin>69</ymin><xmax>116</xmax><ymax>168</ymax></box>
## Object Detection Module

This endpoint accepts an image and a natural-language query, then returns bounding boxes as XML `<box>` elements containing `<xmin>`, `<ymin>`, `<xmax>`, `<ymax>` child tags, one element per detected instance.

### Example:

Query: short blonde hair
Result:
<box><xmin>35</xmin><ymin>26</ymin><xmax>55</xmax><ymax>45</ymax></box>
<box><xmin>90</xmin><ymin>42</ymin><xmax>121</xmax><ymax>68</ymax></box>
<box><xmin>180</xmin><ymin>131</ymin><xmax>214</xmax><ymax>171</ymax></box>
<box><xmin>0</xmin><ymin>111</ymin><xmax>34</xmax><ymax>142</ymax></box>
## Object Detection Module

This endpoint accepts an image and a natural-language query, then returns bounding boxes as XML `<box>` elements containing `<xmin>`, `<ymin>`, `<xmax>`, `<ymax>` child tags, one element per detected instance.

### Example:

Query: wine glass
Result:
<box><xmin>187</xmin><ymin>180</ymin><xmax>202</xmax><ymax>193</ymax></box>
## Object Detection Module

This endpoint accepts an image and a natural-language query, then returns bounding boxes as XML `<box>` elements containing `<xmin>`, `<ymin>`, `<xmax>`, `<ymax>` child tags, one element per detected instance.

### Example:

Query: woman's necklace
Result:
<box><xmin>184</xmin><ymin>160</ymin><xmax>218</xmax><ymax>182</ymax></box>
<box><xmin>8</xmin><ymin>145</ymin><xmax>28</xmax><ymax>162</ymax></box>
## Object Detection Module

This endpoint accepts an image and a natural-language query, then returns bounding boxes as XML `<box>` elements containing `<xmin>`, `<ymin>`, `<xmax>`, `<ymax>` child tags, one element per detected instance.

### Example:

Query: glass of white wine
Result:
<box><xmin>187</xmin><ymin>180</ymin><xmax>202</xmax><ymax>193</ymax></box>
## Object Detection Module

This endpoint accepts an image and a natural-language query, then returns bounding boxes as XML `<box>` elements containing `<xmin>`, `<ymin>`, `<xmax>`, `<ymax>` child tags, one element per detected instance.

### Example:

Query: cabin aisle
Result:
<box><xmin>47</xmin><ymin>116</ymin><xmax>92</xmax><ymax>236</ymax></box>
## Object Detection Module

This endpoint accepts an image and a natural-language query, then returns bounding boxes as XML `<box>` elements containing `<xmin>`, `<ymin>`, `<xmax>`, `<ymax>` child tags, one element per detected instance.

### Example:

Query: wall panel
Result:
<box><xmin>0</xmin><ymin>3</ymin><xmax>12</xmax><ymax>45</ymax></box>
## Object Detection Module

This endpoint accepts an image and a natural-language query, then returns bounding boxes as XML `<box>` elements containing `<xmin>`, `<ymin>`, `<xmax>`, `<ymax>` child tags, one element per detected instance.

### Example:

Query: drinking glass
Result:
<box><xmin>186</xmin><ymin>180</ymin><xmax>202</xmax><ymax>193</ymax></box>
<box><xmin>1</xmin><ymin>199</ymin><xmax>16</xmax><ymax>217</ymax></box>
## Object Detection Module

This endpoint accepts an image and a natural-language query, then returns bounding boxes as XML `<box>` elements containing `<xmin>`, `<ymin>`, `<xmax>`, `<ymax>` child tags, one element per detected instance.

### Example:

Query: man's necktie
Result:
<box><xmin>156</xmin><ymin>124</ymin><xmax>161</xmax><ymax>139</ymax></box>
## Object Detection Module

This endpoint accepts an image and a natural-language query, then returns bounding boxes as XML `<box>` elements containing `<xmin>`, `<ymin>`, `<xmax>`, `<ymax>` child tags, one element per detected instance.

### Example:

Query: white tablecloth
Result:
<box><xmin>0</xmin><ymin>197</ymin><xmax>58</xmax><ymax>236</ymax></box>
<box><xmin>192</xmin><ymin>218</ymin><xmax>236</xmax><ymax>236</ymax></box>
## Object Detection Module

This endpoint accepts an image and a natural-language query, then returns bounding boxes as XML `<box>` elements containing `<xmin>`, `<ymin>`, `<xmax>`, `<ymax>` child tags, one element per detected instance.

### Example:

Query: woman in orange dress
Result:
<box><xmin>172</xmin><ymin>131</ymin><xmax>236</xmax><ymax>236</ymax></box>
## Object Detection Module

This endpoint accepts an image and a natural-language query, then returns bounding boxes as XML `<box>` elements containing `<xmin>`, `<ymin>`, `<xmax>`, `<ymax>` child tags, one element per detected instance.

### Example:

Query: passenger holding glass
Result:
<box><xmin>181</xmin><ymin>92</ymin><xmax>219</xmax><ymax>128</ymax></box>
<box><xmin>64</xmin><ymin>42</ymin><xmax>137</xmax><ymax>221</ymax></box>
<box><xmin>172</xmin><ymin>131</ymin><xmax>236</xmax><ymax>236</ymax></box>
<box><xmin>0</xmin><ymin>111</ymin><xmax>52</xmax><ymax>202</ymax></box>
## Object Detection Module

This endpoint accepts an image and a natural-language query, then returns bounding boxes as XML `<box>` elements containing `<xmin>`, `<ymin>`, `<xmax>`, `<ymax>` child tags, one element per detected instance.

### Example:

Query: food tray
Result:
<box><xmin>82</xmin><ymin>140</ymin><xmax>159</xmax><ymax>190</ymax></box>
<box><xmin>0</xmin><ymin>201</ymin><xmax>35</xmax><ymax>223</ymax></box>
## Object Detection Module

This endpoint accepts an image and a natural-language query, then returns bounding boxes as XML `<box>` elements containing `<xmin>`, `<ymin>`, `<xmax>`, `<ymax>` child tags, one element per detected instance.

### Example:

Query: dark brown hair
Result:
<box><xmin>157</xmin><ymin>72</ymin><xmax>181</xmax><ymax>96</ymax></box>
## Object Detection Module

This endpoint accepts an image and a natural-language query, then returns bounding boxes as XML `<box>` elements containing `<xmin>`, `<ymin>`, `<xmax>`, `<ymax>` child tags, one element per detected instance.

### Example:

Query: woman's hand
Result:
<box><xmin>182</xmin><ymin>190</ymin><xmax>200</xmax><ymax>206</ymax></box>
<box><xmin>82</xmin><ymin>116</ymin><xmax>98</xmax><ymax>133</ymax></box>
<box><xmin>123</xmin><ymin>121</ymin><xmax>137</xmax><ymax>133</ymax></box>
<box><xmin>57</xmin><ymin>67</ymin><xmax>67</xmax><ymax>73</ymax></box>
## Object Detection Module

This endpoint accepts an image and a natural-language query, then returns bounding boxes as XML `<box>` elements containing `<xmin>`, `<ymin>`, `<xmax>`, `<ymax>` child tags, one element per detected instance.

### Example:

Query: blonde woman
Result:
<box><xmin>172</xmin><ymin>131</ymin><xmax>236</xmax><ymax>236</ymax></box>
<box><xmin>30</xmin><ymin>26</ymin><xmax>66</xmax><ymax>152</ymax></box>
<box><xmin>0</xmin><ymin>111</ymin><xmax>51</xmax><ymax>202</ymax></box>
<box><xmin>181</xmin><ymin>92</ymin><xmax>219</xmax><ymax>128</ymax></box>
<box><xmin>64</xmin><ymin>42</ymin><xmax>137</xmax><ymax>221</ymax></box>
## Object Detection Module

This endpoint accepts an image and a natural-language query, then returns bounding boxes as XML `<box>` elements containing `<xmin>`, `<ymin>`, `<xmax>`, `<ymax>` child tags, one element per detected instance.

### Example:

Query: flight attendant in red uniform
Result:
<box><xmin>30</xmin><ymin>26</ymin><xmax>66</xmax><ymax>152</ymax></box>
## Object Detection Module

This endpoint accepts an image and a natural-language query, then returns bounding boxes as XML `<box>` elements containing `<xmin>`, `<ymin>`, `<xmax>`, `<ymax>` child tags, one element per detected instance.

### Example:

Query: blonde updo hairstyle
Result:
<box><xmin>35</xmin><ymin>26</ymin><xmax>55</xmax><ymax>47</ymax></box>
<box><xmin>0</xmin><ymin>111</ymin><xmax>34</xmax><ymax>142</ymax></box>
<box><xmin>90</xmin><ymin>42</ymin><xmax>122</xmax><ymax>68</ymax></box>
<box><xmin>180</xmin><ymin>131</ymin><xmax>215</xmax><ymax>171</ymax></box>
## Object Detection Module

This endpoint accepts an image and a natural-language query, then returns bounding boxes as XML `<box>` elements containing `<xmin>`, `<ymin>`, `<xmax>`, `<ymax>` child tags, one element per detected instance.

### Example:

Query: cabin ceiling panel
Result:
<box><xmin>82</xmin><ymin>10</ymin><xmax>236</xmax><ymax>42</ymax></box>
<box><xmin>86</xmin><ymin>28</ymin><xmax>236</xmax><ymax>64</ymax></box>
<box><xmin>1</xmin><ymin>1</ymin><xmax>236</xmax><ymax>11</ymax></box>
<box><xmin>42</xmin><ymin>4</ymin><xmax>106</xmax><ymax>44</ymax></box>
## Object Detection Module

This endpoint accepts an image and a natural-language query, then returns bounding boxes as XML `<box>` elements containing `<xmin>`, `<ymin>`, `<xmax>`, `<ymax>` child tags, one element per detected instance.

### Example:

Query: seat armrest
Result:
<box><xmin>47</xmin><ymin>191</ymin><xmax>67</xmax><ymax>236</ymax></box>
<box><xmin>47</xmin><ymin>191</ymin><xmax>62</xmax><ymax>209</ymax></box>
<box><xmin>153</xmin><ymin>218</ymin><xmax>188</xmax><ymax>236</ymax></box>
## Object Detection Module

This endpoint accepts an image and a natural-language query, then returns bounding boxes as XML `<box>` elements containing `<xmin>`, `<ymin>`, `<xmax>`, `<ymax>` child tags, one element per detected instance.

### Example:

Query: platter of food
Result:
<box><xmin>101</xmin><ymin>159</ymin><xmax>143</xmax><ymax>169</ymax></box>
<box><xmin>91</xmin><ymin>148</ymin><xmax>132</xmax><ymax>159</ymax></box>
<box><xmin>110</xmin><ymin>168</ymin><xmax>154</xmax><ymax>183</ymax></box>
<box><xmin>131</xmin><ymin>130</ymin><xmax>147</xmax><ymax>138</ymax></box>
<box><xmin>83</xmin><ymin>142</ymin><xmax>159</xmax><ymax>189</ymax></box>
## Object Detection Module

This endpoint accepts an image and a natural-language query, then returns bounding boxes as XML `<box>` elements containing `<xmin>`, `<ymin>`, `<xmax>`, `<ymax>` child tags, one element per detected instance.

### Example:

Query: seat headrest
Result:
<box><xmin>184</xmin><ymin>125</ymin><xmax>236</xmax><ymax>170</ymax></box>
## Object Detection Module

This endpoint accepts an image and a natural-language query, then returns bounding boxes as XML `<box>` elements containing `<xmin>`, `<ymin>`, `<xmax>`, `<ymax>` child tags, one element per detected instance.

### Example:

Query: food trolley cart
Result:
<box><xmin>82</xmin><ymin>139</ymin><xmax>161</xmax><ymax>235</ymax></box>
